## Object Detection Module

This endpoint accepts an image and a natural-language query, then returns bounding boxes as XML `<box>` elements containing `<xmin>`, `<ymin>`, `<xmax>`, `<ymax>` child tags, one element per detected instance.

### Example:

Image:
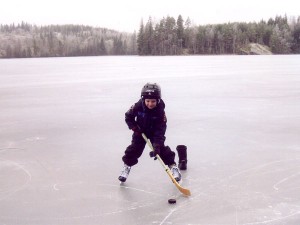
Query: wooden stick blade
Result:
<box><xmin>176</xmin><ymin>183</ymin><xmax>191</xmax><ymax>196</ymax></box>
<box><xmin>166</xmin><ymin>168</ymin><xmax>191</xmax><ymax>196</ymax></box>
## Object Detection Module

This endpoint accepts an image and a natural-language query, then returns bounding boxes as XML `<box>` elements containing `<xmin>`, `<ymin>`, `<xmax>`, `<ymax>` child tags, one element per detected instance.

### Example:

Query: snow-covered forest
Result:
<box><xmin>0</xmin><ymin>23</ymin><xmax>137</xmax><ymax>58</ymax></box>
<box><xmin>0</xmin><ymin>15</ymin><xmax>299</xmax><ymax>58</ymax></box>
<box><xmin>137</xmin><ymin>15</ymin><xmax>300</xmax><ymax>55</ymax></box>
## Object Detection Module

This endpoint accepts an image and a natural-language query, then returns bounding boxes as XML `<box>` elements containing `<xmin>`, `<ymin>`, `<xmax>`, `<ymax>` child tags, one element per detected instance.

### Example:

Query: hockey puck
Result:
<box><xmin>168</xmin><ymin>199</ymin><xmax>176</xmax><ymax>204</ymax></box>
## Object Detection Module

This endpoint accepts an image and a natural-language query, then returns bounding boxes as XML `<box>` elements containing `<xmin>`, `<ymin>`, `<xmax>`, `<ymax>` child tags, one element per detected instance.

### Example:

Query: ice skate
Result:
<box><xmin>118</xmin><ymin>164</ymin><xmax>131</xmax><ymax>182</ymax></box>
<box><xmin>169</xmin><ymin>164</ymin><xmax>181</xmax><ymax>182</ymax></box>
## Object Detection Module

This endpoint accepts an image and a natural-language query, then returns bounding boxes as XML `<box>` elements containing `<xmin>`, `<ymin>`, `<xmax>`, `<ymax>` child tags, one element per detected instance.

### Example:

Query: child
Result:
<box><xmin>118</xmin><ymin>82</ymin><xmax>181</xmax><ymax>182</ymax></box>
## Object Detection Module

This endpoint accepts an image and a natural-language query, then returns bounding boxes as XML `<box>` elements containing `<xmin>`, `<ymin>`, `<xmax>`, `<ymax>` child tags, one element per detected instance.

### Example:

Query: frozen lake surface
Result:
<box><xmin>0</xmin><ymin>55</ymin><xmax>300</xmax><ymax>225</ymax></box>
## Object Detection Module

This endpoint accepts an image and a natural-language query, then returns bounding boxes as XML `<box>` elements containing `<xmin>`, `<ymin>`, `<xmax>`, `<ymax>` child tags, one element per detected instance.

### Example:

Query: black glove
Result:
<box><xmin>131</xmin><ymin>126</ymin><xmax>142</xmax><ymax>135</ymax></box>
<box><xmin>149</xmin><ymin>143</ymin><xmax>160</xmax><ymax>160</ymax></box>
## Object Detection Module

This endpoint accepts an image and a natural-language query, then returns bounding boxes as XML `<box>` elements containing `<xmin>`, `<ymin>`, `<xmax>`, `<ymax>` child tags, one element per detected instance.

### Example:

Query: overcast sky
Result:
<box><xmin>0</xmin><ymin>0</ymin><xmax>299</xmax><ymax>32</ymax></box>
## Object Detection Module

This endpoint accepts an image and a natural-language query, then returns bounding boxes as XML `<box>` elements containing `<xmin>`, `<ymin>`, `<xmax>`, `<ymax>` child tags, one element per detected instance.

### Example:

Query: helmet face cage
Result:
<box><xmin>141</xmin><ymin>83</ymin><xmax>161</xmax><ymax>99</ymax></box>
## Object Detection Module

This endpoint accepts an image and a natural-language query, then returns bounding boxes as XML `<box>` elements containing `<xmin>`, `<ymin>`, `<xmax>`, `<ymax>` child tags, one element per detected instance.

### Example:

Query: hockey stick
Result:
<box><xmin>141</xmin><ymin>133</ymin><xmax>191</xmax><ymax>196</ymax></box>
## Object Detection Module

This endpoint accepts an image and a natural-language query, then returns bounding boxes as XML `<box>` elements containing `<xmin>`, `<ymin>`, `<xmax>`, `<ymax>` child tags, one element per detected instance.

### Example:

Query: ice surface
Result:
<box><xmin>0</xmin><ymin>55</ymin><xmax>300</xmax><ymax>225</ymax></box>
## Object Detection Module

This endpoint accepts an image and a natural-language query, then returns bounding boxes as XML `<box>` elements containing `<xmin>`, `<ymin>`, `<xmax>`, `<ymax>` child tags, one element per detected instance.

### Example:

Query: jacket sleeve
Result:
<box><xmin>152</xmin><ymin>110</ymin><xmax>167</xmax><ymax>146</ymax></box>
<box><xmin>125</xmin><ymin>103</ymin><xmax>138</xmax><ymax>129</ymax></box>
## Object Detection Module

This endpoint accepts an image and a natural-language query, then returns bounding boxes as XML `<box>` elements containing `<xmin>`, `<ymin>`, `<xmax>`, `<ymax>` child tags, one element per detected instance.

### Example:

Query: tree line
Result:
<box><xmin>1</xmin><ymin>15</ymin><xmax>300</xmax><ymax>58</ymax></box>
<box><xmin>0</xmin><ymin>22</ymin><xmax>137</xmax><ymax>58</ymax></box>
<box><xmin>137</xmin><ymin>15</ymin><xmax>300</xmax><ymax>55</ymax></box>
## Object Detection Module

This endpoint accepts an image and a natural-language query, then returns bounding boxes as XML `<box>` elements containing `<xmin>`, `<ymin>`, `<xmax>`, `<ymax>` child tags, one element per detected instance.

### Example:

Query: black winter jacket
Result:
<box><xmin>125</xmin><ymin>99</ymin><xmax>167</xmax><ymax>146</ymax></box>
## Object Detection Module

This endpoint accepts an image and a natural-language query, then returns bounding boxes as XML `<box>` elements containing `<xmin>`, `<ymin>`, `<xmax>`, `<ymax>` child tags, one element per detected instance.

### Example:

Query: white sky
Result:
<box><xmin>0</xmin><ymin>0</ymin><xmax>299</xmax><ymax>32</ymax></box>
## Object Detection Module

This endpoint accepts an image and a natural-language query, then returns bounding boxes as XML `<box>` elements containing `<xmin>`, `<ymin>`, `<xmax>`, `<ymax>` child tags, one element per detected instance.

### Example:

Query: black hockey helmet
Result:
<box><xmin>141</xmin><ymin>82</ymin><xmax>161</xmax><ymax>99</ymax></box>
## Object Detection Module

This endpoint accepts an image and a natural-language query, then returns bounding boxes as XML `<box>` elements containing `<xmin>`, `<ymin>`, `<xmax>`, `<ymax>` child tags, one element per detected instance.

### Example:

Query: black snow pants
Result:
<box><xmin>122</xmin><ymin>134</ymin><xmax>176</xmax><ymax>167</ymax></box>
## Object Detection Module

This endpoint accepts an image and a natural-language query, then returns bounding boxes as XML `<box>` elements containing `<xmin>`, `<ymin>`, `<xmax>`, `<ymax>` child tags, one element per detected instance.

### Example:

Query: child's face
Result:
<box><xmin>144</xmin><ymin>99</ymin><xmax>157</xmax><ymax>109</ymax></box>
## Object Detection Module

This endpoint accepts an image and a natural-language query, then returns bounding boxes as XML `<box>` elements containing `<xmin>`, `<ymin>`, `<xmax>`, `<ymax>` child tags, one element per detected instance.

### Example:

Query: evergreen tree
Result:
<box><xmin>144</xmin><ymin>17</ymin><xmax>154</xmax><ymax>55</ymax></box>
<box><xmin>291</xmin><ymin>17</ymin><xmax>300</xmax><ymax>53</ymax></box>
<box><xmin>137</xmin><ymin>20</ymin><xmax>145</xmax><ymax>55</ymax></box>
<box><xmin>99</xmin><ymin>37</ymin><xmax>107</xmax><ymax>55</ymax></box>
<box><xmin>177</xmin><ymin>15</ymin><xmax>185</xmax><ymax>50</ymax></box>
